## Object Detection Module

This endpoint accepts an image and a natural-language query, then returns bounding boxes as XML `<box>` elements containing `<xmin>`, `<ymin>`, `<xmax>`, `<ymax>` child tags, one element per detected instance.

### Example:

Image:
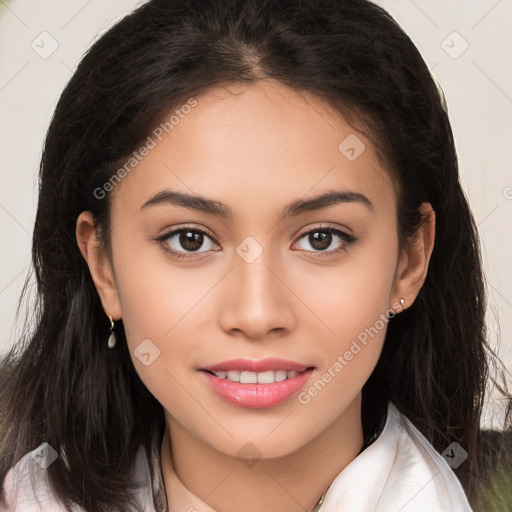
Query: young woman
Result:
<box><xmin>0</xmin><ymin>0</ymin><xmax>510</xmax><ymax>511</ymax></box>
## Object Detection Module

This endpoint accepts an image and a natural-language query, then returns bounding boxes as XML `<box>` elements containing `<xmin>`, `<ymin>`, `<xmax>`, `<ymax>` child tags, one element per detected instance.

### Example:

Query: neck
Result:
<box><xmin>161</xmin><ymin>394</ymin><xmax>364</xmax><ymax>512</ymax></box>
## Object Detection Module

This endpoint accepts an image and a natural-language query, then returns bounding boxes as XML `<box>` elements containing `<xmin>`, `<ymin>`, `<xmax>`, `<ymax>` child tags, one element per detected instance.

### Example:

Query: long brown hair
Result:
<box><xmin>1</xmin><ymin>0</ymin><xmax>510</xmax><ymax>511</ymax></box>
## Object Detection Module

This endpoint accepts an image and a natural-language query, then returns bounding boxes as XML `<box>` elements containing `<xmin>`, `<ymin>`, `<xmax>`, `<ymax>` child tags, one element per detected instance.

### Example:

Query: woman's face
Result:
<box><xmin>80</xmin><ymin>80</ymin><xmax>429</xmax><ymax>459</ymax></box>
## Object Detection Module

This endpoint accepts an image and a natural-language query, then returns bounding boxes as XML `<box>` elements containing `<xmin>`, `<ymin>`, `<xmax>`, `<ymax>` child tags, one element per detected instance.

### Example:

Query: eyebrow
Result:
<box><xmin>140</xmin><ymin>188</ymin><xmax>374</xmax><ymax>220</ymax></box>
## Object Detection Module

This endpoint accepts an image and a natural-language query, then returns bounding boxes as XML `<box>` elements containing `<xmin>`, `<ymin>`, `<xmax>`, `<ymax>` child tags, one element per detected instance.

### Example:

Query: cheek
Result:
<box><xmin>110</xmin><ymin>220</ymin><xmax>210</xmax><ymax>342</ymax></box>
<box><xmin>297</xmin><ymin>256</ymin><xmax>397</xmax><ymax>419</ymax></box>
<box><xmin>310</xmin><ymin>230</ymin><xmax>398</xmax><ymax>342</ymax></box>
<box><xmin>108</xmin><ymin>229</ymin><xmax>220</xmax><ymax>407</ymax></box>
<box><xmin>112</xmin><ymin>255</ymin><xmax>197</xmax><ymax>421</ymax></box>
<box><xmin>306</xmin><ymin>228</ymin><xmax>398</xmax><ymax>385</ymax></box>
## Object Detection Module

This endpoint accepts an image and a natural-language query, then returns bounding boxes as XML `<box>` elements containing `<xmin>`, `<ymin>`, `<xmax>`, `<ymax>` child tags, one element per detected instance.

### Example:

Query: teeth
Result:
<box><xmin>274</xmin><ymin>370</ymin><xmax>288</xmax><ymax>382</ymax></box>
<box><xmin>240</xmin><ymin>371</ymin><xmax>258</xmax><ymax>384</ymax></box>
<box><xmin>213</xmin><ymin>369</ymin><xmax>303</xmax><ymax>383</ymax></box>
<box><xmin>258</xmin><ymin>370</ymin><xmax>277</xmax><ymax>383</ymax></box>
<box><xmin>226</xmin><ymin>370</ymin><xmax>241</xmax><ymax>382</ymax></box>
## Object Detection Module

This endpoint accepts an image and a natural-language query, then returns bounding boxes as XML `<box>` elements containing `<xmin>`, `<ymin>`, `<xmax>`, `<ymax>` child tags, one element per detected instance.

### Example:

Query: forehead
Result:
<box><xmin>111</xmin><ymin>80</ymin><xmax>395</xmax><ymax>219</ymax></box>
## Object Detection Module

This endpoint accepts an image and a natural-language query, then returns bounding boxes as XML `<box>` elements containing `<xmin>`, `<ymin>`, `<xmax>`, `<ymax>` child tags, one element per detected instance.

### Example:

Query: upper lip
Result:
<box><xmin>202</xmin><ymin>358</ymin><xmax>315</xmax><ymax>373</ymax></box>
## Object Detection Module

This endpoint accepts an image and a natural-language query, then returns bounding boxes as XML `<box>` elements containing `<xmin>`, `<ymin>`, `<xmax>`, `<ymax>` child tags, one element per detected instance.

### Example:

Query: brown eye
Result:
<box><xmin>176</xmin><ymin>230</ymin><xmax>205</xmax><ymax>252</ymax></box>
<box><xmin>307</xmin><ymin>231</ymin><xmax>333</xmax><ymax>251</ymax></box>
<box><xmin>295</xmin><ymin>227</ymin><xmax>356</xmax><ymax>255</ymax></box>
<box><xmin>157</xmin><ymin>226</ymin><xmax>220</xmax><ymax>258</ymax></box>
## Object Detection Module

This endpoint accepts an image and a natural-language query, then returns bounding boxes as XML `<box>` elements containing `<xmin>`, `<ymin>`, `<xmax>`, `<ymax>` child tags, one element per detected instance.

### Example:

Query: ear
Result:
<box><xmin>76</xmin><ymin>211</ymin><xmax>122</xmax><ymax>319</ymax></box>
<box><xmin>391</xmin><ymin>202</ymin><xmax>435</xmax><ymax>310</ymax></box>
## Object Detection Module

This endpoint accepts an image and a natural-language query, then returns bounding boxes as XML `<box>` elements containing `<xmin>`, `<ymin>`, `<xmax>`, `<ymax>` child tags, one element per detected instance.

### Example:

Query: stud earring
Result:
<box><xmin>399</xmin><ymin>298</ymin><xmax>405</xmax><ymax>310</ymax></box>
<box><xmin>107</xmin><ymin>315</ymin><xmax>117</xmax><ymax>349</ymax></box>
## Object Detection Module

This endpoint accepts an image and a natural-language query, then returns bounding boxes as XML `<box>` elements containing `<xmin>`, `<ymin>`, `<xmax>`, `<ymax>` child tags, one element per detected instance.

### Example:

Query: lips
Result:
<box><xmin>199</xmin><ymin>358</ymin><xmax>316</xmax><ymax>408</ymax></box>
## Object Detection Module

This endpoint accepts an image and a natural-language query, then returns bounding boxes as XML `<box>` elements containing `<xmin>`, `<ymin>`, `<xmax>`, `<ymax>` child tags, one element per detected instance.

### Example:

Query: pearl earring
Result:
<box><xmin>107</xmin><ymin>315</ymin><xmax>117</xmax><ymax>349</ymax></box>
<box><xmin>399</xmin><ymin>298</ymin><xmax>405</xmax><ymax>310</ymax></box>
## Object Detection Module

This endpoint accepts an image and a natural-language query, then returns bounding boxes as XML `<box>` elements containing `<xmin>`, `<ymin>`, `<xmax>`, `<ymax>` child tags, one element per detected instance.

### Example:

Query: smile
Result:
<box><xmin>200</xmin><ymin>367</ymin><xmax>316</xmax><ymax>408</ymax></box>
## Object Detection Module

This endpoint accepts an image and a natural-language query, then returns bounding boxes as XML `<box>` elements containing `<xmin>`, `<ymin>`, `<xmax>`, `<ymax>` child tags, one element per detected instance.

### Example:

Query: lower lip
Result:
<box><xmin>200</xmin><ymin>368</ymin><xmax>315</xmax><ymax>409</ymax></box>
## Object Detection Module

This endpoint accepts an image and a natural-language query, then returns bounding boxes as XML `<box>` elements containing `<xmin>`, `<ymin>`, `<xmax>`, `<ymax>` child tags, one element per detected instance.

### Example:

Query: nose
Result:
<box><xmin>217</xmin><ymin>247</ymin><xmax>297</xmax><ymax>341</ymax></box>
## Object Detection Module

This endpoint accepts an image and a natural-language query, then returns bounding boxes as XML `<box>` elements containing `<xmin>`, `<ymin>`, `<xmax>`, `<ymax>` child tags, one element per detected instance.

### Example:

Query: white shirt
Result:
<box><xmin>1</xmin><ymin>401</ymin><xmax>472</xmax><ymax>511</ymax></box>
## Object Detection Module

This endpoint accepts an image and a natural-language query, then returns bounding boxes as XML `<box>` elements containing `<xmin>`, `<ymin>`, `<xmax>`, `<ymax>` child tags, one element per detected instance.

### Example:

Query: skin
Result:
<box><xmin>76</xmin><ymin>79</ymin><xmax>435</xmax><ymax>512</ymax></box>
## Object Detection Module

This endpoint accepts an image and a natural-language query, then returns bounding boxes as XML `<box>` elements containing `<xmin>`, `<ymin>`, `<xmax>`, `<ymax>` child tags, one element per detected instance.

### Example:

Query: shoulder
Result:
<box><xmin>378</xmin><ymin>401</ymin><xmax>473</xmax><ymax>511</ymax></box>
<box><xmin>2</xmin><ymin>442</ymin><xmax>158</xmax><ymax>512</ymax></box>
<box><xmin>320</xmin><ymin>400</ymin><xmax>473</xmax><ymax>511</ymax></box>
<box><xmin>1</xmin><ymin>443</ymin><xmax>79</xmax><ymax>512</ymax></box>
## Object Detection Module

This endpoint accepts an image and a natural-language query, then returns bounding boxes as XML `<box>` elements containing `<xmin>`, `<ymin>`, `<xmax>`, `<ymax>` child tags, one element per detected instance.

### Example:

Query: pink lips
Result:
<box><xmin>200</xmin><ymin>358</ymin><xmax>315</xmax><ymax>409</ymax></box>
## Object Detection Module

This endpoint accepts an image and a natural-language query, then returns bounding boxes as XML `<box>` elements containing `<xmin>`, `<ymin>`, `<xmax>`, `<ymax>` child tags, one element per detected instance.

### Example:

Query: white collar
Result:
<box><xmin>317</xmin><ymin>400</ymin><xmax>472</xmax><ymax>511</ymax></box>
<box><xmin>2</xmin><ymin>401</ymin><xmax>472</xmax><ymax>512</ymax></box>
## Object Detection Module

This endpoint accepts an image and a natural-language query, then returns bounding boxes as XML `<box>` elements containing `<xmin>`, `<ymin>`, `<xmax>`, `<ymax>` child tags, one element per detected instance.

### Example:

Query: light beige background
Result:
<box><xmin>0</xmin><ymin>0</ymin><xmax>511</xmax><ymax>427</ymax></box>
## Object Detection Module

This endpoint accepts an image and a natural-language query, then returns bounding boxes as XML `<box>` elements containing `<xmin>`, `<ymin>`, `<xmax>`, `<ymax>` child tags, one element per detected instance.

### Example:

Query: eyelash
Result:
<box><xmin>155</xmin><ymin>224</ymin><xmax>357</xmax><ymax>261</ymax></box>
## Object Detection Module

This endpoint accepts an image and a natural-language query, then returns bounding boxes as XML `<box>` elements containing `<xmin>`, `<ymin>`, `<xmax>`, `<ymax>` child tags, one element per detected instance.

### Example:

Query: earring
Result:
<box><xmin>107</xmin><ymin>315</ymin><xmax>117</xmax><ymax>349</ymax></box>
<box><xmin>399</xmin><ymin>298</ymin><xmax>405</xmax><ymax>311</ymax></box>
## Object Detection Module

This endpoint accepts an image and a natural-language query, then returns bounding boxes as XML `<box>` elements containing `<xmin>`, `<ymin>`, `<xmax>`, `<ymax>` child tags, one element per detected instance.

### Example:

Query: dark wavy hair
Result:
<box><xmin>1</xmin><ymin>0</ymin><xmax>510</xmax><ymax>511</ymax></box>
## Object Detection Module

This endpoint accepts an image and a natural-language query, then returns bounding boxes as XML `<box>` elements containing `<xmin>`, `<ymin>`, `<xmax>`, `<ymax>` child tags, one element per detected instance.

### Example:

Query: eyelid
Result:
<box><xmin>160</xmin><ymin>223</ymin><xmax>218</xmax><ymax>241</ymax></box>
<box><xmin>296</xmin><ymin>222</ymin><xmax>355</xmax><ymax>239</ymax></box>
